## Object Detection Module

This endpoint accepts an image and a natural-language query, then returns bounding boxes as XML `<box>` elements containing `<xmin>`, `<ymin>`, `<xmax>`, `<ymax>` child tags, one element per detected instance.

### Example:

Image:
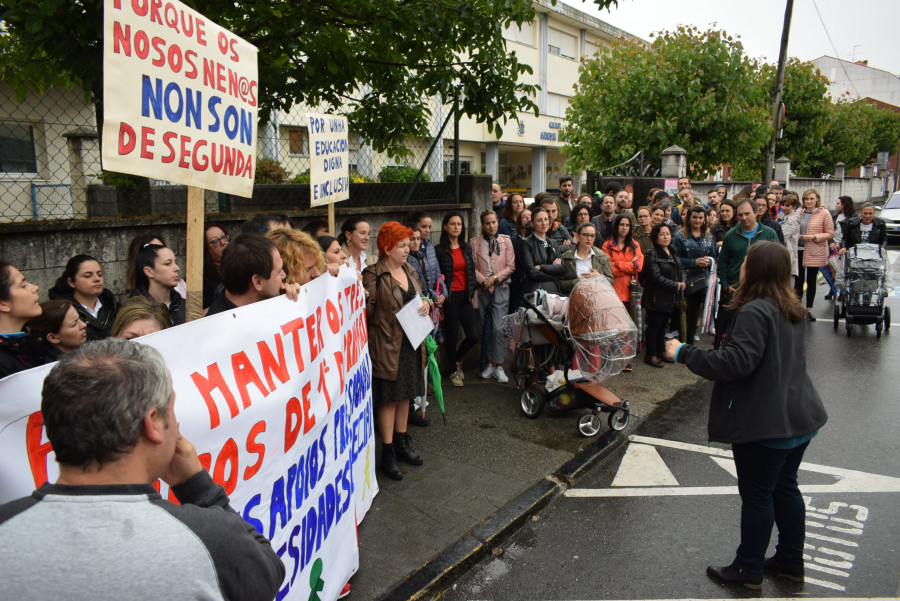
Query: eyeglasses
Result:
<box><xmin>207</xmin><ymin>233</ymin><xmax>230</xmax><ymax>247</ymax></box>
<box><xmin>637</xmin><ymin>214</ymin><xmax>649</xmax><ymax>218</ymax></box>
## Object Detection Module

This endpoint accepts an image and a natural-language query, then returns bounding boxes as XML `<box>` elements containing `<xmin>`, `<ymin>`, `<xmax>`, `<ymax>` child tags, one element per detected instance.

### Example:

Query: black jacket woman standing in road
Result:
<box><xmin>666</xmin><ymin>241</ymin><xmax>827</xmax><ymax>590</ymax></box>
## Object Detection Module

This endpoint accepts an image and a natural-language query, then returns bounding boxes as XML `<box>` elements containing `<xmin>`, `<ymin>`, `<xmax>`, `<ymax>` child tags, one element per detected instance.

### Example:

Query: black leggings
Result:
<box><xmin>444</xmin><ymin>290</ymin><xmax>479</xmax><ymax>367</ymax></box>
<box><xmin>794</xmin><ymin>251</ymin><xmax>818</xmax><ymax>308</ymax></box>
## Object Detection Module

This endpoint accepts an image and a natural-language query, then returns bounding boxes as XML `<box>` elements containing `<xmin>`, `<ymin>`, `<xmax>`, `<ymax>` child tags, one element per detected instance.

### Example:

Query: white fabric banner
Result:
<box><xmin>101</xmin><ymin>0</ymin><xmax>259</xmax><ymax>197</ymax></box>
<box><xmin>306</xmin><ymin>113</ymin><xmax>350</xmax><ymax>207</ymax></box>
<box><xmin>0</xmin><ymin>269</ymin><xmax>376</xmax><ymax>601</ymax></box>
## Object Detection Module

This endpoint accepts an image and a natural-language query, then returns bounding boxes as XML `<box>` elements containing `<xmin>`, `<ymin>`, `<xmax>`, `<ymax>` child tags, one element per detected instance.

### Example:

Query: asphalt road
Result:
<box><xmin>442</xmin><ymin>246</ymin><xmax>900</xmax><ymax>600</ymax></box>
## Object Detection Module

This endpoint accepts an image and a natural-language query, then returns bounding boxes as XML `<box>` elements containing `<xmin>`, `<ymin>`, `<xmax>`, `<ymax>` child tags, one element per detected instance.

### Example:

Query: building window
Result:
<box><xmin>445</xmin><ymin>157</ymin><xmax>472</xmax><ymax>177</ymax></box>
<box><xmin>545</xmin><ymin>93</ymin><xmax>571</xmax><ymax>118</ymax></box>
<box><xmin>0</xmin><ymin>122</ymin><xmax>38</xmax><ymax>174</ymax></box>
<box><xmin>548</xmin><ymin>28</ymin><xmax>577</xmax><ymax>60</ymax></box>
<box><xmin>503</xmin><ymin>20</ymin><xmax>535</xmax><ymax>46</ymax></box>
<box><xmin>287</xmin><ymin>127</ymin><xmax>308</xmax><ymax>156</ymax></box>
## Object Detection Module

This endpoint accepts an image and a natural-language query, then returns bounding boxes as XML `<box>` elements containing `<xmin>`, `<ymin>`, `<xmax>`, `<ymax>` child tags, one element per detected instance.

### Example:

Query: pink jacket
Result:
<box><xmin>469</xmin><ymin>234</ymin><xmax>516</xmax><ymax>287</ymax></box>
<box><xmin>801</xmin><ymin>207</ymin><xmax>834</xmax><ymax>268</ymax></box>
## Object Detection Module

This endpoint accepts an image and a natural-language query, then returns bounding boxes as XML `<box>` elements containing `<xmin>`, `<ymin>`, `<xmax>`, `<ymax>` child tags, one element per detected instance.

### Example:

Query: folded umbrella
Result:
<box><xmin>424</xmin><ymin>334</ymin><xmax>445</xmax><ymax>424</ymax></box>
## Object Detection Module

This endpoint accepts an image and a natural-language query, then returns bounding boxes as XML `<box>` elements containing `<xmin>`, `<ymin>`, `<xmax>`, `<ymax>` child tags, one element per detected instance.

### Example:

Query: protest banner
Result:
<box><xmin>101</xmin><ymin>0</ymin><xmax>259</xmax><ymax>198</ymax></box>
<box><xmin>307</xmin><ymin>113</ymin><xmax>350</xmax><ymax>210</ymax></box>
<box><xmin>0</xmin><ymin>269</ymin><xmax>376</xmax><ymax>601</ymax></box>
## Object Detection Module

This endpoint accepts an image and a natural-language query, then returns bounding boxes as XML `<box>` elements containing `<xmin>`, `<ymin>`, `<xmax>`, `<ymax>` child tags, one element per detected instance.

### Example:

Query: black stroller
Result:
<box><xmin>833</xmin><ymin>243</ymin><xmax>891</xmax><ymax>338</ymax></box>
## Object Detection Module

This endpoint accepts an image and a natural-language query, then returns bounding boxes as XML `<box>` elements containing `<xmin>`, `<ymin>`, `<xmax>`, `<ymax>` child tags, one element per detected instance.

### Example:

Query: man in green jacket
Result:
<box><xmin>714</xmin><ymin>198</ymin><xmax>779</xmax><ymax>348</ymax></box>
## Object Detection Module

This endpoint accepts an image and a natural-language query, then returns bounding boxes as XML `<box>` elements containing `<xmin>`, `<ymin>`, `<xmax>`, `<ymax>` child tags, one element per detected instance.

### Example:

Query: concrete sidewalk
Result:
<box><xmin>350</xmin><ymin>349</ymin><xmax>708</xmax><ymax>601</ymax></box>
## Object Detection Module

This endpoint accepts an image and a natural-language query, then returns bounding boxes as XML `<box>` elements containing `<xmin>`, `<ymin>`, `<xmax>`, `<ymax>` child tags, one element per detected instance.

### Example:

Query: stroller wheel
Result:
<box><xmin>577</xmin><ymin>412</ymin><xmax>602</xmax><ymax>437</ymax></box>
<box><xmin>885</xmin><ymin>307</ymin><xmax>891</xmax><ymax>332</ymax></box>
<box><xmin>833</xmin><ymin>305</ymin><xmax>840</xmax><ymax>330</ymax></box>
<box><xmin>846</xmin><ymin>322</ymin><xmax>852</xmax><ymax>337</ymax></box>
<box><xmin>876</xmin><ymin>320</ymin><xmax>882</xmax><ymax>339</ymax></box>
<box><xmin>608</xmin><ymin>409</ymin><xmax>629</xmax><ymax>432</ymax></box>
<box><xmin>520</xmin><ymin>387</ymin><xmax>545</xmax><ymax>418</ymax></box>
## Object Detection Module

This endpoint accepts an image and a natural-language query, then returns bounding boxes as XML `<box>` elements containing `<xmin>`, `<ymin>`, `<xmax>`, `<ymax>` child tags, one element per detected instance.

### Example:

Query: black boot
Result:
<box><xmin>380</xmin><ymin>442</ymin><xmax>403</xmax><ymax>480</ymax></box>
<box><xmin>393</xmin><ymin>432</ymin><xmax>423</xmax><ymax>466</ymax></box>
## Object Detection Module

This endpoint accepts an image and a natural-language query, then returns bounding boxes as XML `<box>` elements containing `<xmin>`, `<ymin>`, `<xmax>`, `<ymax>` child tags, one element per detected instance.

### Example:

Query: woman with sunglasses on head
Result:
<box><xmin>203</xmin><ymin>223</ymin><xmax>230</xmax><ymax>310</ymax></box>
<box><xmin>48</xmin><ymin>254</ymin><xmax>119</xmax><ymax>340</ymax></box>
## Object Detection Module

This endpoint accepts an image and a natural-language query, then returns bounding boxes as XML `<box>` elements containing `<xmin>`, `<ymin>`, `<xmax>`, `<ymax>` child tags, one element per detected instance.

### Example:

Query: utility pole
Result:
<box><xmin>764</xmin><ymin>0</ymin><xmax>794</xmax><ymax>183</ymax></box>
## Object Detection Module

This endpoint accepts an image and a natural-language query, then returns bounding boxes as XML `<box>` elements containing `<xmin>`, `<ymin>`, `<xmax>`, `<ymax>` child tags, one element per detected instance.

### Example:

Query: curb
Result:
<box><xmin>378</xmin><ymin>429</ymin><xmax>627</xmax><ymax>601</ymax></box>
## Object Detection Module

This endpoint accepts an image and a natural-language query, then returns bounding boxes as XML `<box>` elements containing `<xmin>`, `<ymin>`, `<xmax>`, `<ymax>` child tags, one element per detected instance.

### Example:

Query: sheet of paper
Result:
<box><xmin>396</xmin><ymin>296</ymin><xmax>433</xmax><ymax>349</ymax></box>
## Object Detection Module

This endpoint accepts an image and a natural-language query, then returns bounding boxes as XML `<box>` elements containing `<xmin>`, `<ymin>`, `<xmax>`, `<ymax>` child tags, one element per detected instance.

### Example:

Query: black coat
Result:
<box><xmin>679</xmin><ymin>297</ymin><xmax>827</xmax><ymax>444</ymax></box>
<box><xmin>519</xmin><ymin>234</ymin><xmax>565</xmax><ymax>294</ymax></box>
<box><xmin>436</xmin><ymin>242</ymin><xmax>477</xmax><ymax>298</ymax></box>
<box><xmin>48</xmin><ymin>287</ymin><xmax>119</xmax><ymax>341</ymax></box>
<box><xmin>842</xmin><ymin>216</ymin><xmax>887</xmax><ymax>249</ymax></box>
<box><xmin>129</xmin><ymin>285</ymin><xmax>186</xmax><ymax>326</ymax></box>
<box><xmin>641</xmin><ymin>245</ymin><xmax>684</xmax><ymax>312</ymax></box>
<box><xmin>0</xmin><ymin>334</ymin><xmax>52</xmax><ymax>379</ymax></box>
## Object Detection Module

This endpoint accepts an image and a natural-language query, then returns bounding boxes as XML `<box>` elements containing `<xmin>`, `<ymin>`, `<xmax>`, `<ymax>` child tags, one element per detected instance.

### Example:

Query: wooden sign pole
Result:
<box><xmin>185</xmin><ymin>185</ymin><xmax>205</xmax><ymax>322</ymax></box>
<box><xmin>328</xmin><ymin>201</ymin><xmax>335</xmax><ymax>237</ymax></box>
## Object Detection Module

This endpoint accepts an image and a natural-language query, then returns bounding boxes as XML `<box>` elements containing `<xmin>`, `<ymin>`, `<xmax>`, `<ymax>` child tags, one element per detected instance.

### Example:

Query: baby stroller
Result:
<box><xmin>833</xmin><ymin>243</ymin><xmax>891</xmax><ymax>338</ymax></box>
<box><xmin>504</xmin><ymin>277</ymin><xmax>638</xmax><ymax>437</ymax></box>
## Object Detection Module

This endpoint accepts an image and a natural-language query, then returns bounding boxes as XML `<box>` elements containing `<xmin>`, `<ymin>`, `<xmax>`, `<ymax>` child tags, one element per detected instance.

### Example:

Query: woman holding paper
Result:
<box><xmin>363</xmin><ymin>222</ymin><xmax>433</xmax><ymax>481</ymax></box>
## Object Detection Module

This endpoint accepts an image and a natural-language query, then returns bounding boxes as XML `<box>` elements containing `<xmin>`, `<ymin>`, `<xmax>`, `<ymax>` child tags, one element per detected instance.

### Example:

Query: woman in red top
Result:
<box><xmin>436</xmin><ymin>211</ymin><xmax>478</xmax><ymax>387</ymax></box>
<box><xmin>602</xmin><ymin>214</ymin><xmax>645</xmax><ymax>305</ymax></box>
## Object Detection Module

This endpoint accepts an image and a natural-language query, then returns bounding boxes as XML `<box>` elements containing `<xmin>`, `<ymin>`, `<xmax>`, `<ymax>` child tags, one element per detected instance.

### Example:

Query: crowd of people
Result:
<box><xmin>0</xmin><ymin>176</ymin><xmax>887</xmax><ymax>596</ymax></box>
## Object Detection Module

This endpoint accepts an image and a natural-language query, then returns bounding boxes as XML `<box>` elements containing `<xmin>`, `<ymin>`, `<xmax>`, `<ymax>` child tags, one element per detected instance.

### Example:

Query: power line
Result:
<box><xmin>811</xmin><ymin>0</ymin><xmax>860</xmax><ymax>98</ymax></box>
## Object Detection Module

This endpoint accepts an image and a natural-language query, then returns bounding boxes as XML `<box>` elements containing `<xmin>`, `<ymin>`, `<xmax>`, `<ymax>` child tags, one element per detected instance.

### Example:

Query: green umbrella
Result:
<box><xmin>424</xmin><ymin>334</ymin><xmax>446</xmax><ymax>423</ymax></box>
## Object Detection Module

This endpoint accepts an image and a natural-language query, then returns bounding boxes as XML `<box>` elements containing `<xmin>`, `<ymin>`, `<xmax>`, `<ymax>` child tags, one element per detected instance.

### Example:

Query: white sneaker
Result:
<box><xmin>481</xmin><ymin>364</ymin><xmax>496</xmax><ymax>379</ymax></box>
<box><xmin>693</xmin><ymin>334</ymin><xmax>700</xmax><ymax>341</ymax></box>
<box><xmin>665</xmin><ymin>330</ymin><xmax>679</xmax><ymax>339</ymax></box>
<box><xmin>494</xmin><ymin>366</ymin><xmax>509</xmax><ymax>384</ymax></box>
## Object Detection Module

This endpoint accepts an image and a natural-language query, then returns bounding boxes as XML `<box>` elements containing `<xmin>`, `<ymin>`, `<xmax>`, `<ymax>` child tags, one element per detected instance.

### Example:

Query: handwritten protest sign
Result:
<box><xmin>0</xmin><ymin>269</ymin><xmax>376</xmax><ymax>601</ymax></box>
<box><xmin>307</xmin><ymin>113</ymin><xmax>350</xmax><ymax>207</ymax></box>
<box><xmin>101</xmin><ymin>0</ymin><xmax>259</xmax><ymax>197</ymax></box>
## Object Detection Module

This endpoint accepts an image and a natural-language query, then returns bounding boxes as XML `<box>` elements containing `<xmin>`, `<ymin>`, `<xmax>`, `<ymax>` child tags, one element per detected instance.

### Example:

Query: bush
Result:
<box><xmin>290</xmin><ymin>170</ymin><xmax>311</xmax><ymax>184</ymax></box>
<box><xmin>255</xmin><ymin>158</ymin><xmax>289</xmax><ymax>184</ymax></box>
<box><xmin>378</xmin><ymin>165</ymin><xmax>429</xmax><ymax>183</ymax></box>
<box><xmin>349</xmin><ymin>171</ymin><xmax>377</xmax><ymax>183</ymax></box>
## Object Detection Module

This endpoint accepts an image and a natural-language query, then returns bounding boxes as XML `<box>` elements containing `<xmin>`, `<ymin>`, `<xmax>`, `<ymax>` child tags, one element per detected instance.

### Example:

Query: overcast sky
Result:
<box><xmin>561</xmin><ymin>0</ymin><xmax>900</xmax><ymax>77</ymax></box>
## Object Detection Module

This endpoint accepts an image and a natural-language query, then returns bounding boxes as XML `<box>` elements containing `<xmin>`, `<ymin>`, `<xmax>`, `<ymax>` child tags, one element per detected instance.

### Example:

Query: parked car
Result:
<box><xmin>877</xmin><ymin>192</ymin><xmax>900</xmax><ymax>240</ymax></box>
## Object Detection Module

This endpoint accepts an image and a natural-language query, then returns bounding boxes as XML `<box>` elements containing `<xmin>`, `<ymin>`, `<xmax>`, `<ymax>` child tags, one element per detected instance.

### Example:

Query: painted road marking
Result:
<box><xmin>565</xmin><ymin>435</ymin><xmax>900</xmax><ymax>497</ymax></box>
<box><xmin>611</xmin><ymin>443</ymin><xmax>678</xmax><ymax>487</ymax></box>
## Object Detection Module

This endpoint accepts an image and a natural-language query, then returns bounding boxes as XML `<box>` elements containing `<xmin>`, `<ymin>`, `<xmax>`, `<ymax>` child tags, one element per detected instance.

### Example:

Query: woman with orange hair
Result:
<box><xmin>363</xmin><ymin>221</ymin><xmax>433</xmax><ymax>480</ymax></box>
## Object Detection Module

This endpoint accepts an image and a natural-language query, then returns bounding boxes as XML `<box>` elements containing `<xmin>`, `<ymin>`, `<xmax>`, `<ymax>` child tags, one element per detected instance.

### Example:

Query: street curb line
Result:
<box><xmin>378</xmin><ymin>431</ymin><xmax>628</xmax><ymax>601</ymax></box>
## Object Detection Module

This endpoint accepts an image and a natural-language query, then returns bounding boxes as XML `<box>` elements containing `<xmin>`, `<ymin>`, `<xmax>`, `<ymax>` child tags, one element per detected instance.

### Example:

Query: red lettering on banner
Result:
<box><xmin>25</xmin><ymin>412</ymin><xmax>52</xmax><ymax>488</ymax></box>
<box><xmin>232</xmin><ymin>351</ymin><xmax>269</xmax><ymax>409</ymax></box>
<box><xmin>284</xmin><ymin>396</ymin><xmax>303</xmax><ymax>453</ymax></box>
<box><xmin>258</xmin><ymin>336</ymin><xmax>290</xmax><ymax>391</ymax></box>
<box><xmin>213</xmin><ymin>437</ymin><xmax>239</xmax><ymax>495</ymax></box>
<box><xmin>333</xmin><ymin>351</ymin><xmax>345</xmax><ymax>394</ymax></box>
<box><xmin>113</xmin><ymin>22</ymin><xmax>130</xmax><ymax>55</ymax></box>
<box><xmin>190</xmin><ymin>362</ymin><xmax>239</xmax><ymax>429</ymax></box>
<box><xmin>161</xmin><ymin>131</ymin><xmax>177</xmax><ymax>163</ymax></box>
<box><xmin>317</xmin><ymin>360</ymin><xmax>332</xmax><ymax>412</ymax></box>
<box><xmin>179</xmin><ymin>135</ymin><xmax>191</xmax><ymax>168</ymax></box>
<box><xmin>140</xmin><ymin>126</ymin><xmax>155</xmax><ymax>159</ymax></box>
<box><xmin>301</xmin><ymin>381</ymin><xmax>316</xmax><ymax>435</ymax></box>
<box><xmin>306</xmin><ymin>309</ymin><xmax>321</xmax><ymax>362</ymax></box>
<box><xmin>192</xmin><ymin>140</ymin><xmax>208</xmax><ymax>170</ymax></box>
<box><xmin>198</xmin><ymin>452</ymin><xmax>212</xmax><ymax>472</ymax></box>
<box><xmin>149</xmin><ymin>0</ymin><xmax>163</xmax><ymax>25</ymax></box>
<box><xmin>244</xmin><ymin>420</ymin><xmax>266</xmax><ymax>480</ymax></box>
<box><xmin>325</xmin><ymin>299</ymin><xmax>341</xmax><ymax>334</ymax></box>
<box><xmin>280</xmin><ymin>317</ymin><xmax>306</xmax><ymax>373</ymax></box>
<box><xmin>118</xmin><ymin>122</ymin><xmax>136</xmax><ymax>155</ymax></box>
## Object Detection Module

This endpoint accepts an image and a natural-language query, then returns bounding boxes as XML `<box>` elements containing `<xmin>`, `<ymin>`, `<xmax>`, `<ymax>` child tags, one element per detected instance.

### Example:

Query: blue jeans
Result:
<box><xmin>731</xmin><ymin>441</ymin><xmax>810</xmax><ymax>574</ymax></box>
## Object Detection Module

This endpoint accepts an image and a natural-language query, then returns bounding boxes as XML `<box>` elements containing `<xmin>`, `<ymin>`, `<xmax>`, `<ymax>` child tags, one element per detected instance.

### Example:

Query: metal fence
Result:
<box><xmin>1</xmin><ymin>85</ymin><xmax>456</xmax><ymax>223</ymax></box>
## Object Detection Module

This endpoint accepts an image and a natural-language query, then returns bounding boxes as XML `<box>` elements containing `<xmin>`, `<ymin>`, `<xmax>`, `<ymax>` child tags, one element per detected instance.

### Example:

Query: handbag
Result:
<box><xmin>685</xmin><ymin>275</ymin><xmax>707</xmax><ymax>295</ymax></box>
<box><xmin>512</xmin><ymin>321</ymin><xmax>535</xmax><ymax>376</ymax></box>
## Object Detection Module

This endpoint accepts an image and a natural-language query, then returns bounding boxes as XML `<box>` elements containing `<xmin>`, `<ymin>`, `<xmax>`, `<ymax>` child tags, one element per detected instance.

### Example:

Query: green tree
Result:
<box><xmin>731</xmin><ymin>59</ymin><xmax>830</xmax><ymax>178</ymax></box>
<box><xmin>806</xmin><ymin>100</ymin><xmax>875</xmax><ymax>177</ymax></box>
<box><xmin>562</xmin><ymin>26</ymin><xmax>769</xmax><ymax>177</ymax></box>
<box><xmin>0</xmin><ymin>0</ymin><xmax>543</xmax><ymax>157</ymax></box>
<box><xmin>868</xmin><ymin>105</ymin><xmax>900</xmax><ymax>160</ymax></box>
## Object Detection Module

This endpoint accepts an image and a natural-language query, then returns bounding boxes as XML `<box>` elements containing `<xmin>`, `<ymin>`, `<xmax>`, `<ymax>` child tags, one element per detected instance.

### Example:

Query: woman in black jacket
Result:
<box><xmin>0</xmin><ymin>260</ymin><xmax>48</xmax><ymax>378</ymax></box>
<box><xmin>641</xmin><ymin>223</ymin><xmax>684</xmax><ymax>367</ymax></box>
<box><xmin>48</xmin><ymin>254</ymin><xmax>119</xmax><ymax>340</ymax></box>
<box><xmin>666</xmin><ymin>242</ymin><xmax>827</xmax><ymax>589</ymax></box>
<box><xmin>128</xmin><ymin>244</ymin><xmax>185</xmax><ymax>326</ymax></box>
<box><xmin>520</xmin><ymin>207</ymin><xmax>565</xmax><ymax>294</ymax></box>
<box><xmin>436</xmin><ymin>211</ymin><xmax>478</xmax><ymax>387</ymax></box>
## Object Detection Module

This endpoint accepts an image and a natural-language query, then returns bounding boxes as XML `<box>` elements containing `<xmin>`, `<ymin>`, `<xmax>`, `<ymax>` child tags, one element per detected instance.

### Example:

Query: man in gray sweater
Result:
<box><xmin>0</xmin><ymin>338</ymin><xmax>285</xmax><ymax>601</ymax></box>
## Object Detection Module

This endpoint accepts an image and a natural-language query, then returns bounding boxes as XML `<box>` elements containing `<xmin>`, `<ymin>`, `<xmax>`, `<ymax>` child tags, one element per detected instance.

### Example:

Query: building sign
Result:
<box><xmin>102</xmin><ymin>0</ymin><xmax>259</xmax><ymax>197</ymax></box>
